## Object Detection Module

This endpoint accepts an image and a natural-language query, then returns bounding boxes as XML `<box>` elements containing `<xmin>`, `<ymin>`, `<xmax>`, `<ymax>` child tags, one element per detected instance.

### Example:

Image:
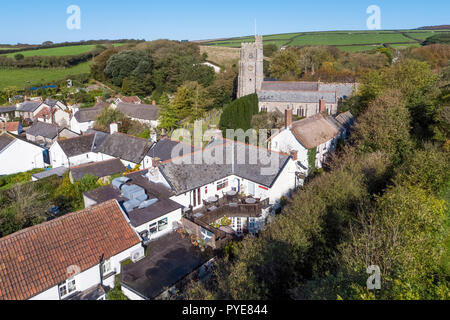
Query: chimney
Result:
<box><xmin>319</xmin><ymin>99</ymin><xmax>326</xmax><ymax>113</ymax></box>
<box><xmin>285</xmin><ymin>108</ymin><xmax>293</xmax><ymax>129</ymax></box>
<box><xmin>152</xmin><ymin>100</ymin><xmax>156</xmax><ymax>106</ymax></box>
<box><xmin>110</xmin><ymin>123</ymin><xmax>118</xmax><ymax>134</ymax></box>
<box><xmin>290</xmin><ymin>150</ymin><xmax>298</xmax><ymax>161</ymax></box>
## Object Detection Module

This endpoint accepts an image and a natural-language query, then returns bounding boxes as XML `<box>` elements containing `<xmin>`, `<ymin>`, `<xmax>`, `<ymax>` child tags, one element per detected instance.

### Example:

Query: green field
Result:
<box><xmin>2</xmin><ymin>43</ymin><xmax>125</xmax><ymax>58</ymax></box>
<box><xmin>204</xmin><ymin>29</ymin><xmax>450</xmax><ymax>52</ymax></box>
<box><xmin>0</xmin><ymin>61</ymin><xmax>91</xmax><ymax>90</ymax></box>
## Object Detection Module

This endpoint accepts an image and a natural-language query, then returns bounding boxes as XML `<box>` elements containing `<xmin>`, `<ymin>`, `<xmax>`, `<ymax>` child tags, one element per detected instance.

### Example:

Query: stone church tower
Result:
<box><xmin>237</xmin><ymin>35</ymin><xmax>264</xmax><ymax>98</ymax></box>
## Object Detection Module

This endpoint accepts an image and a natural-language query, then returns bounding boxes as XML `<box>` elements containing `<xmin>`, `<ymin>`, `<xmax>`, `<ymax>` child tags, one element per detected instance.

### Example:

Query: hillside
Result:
<box><xmin>200</xmin><ymin>29</ymin><xmax>450</xmax><ymax>52</ymax></box>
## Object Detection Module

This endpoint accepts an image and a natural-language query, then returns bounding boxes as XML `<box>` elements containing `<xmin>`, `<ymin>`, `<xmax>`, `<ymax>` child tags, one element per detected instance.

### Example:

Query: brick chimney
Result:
<box><xmin>285</xmin><ymin>108</ymin><xmax>293</xmax><ymax>129</ymax></box>
<box><xmin>319</xmin><ymin>99</ymin><xmax>326</xmax><ymax>113</ymax></box>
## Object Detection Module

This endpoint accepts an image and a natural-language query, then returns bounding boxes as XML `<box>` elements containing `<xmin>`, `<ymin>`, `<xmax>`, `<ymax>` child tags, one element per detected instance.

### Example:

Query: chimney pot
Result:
<box><xmin>285</xmin><ymin>108</ymin><xmax>293</xmax><ymax>129</ymax></box>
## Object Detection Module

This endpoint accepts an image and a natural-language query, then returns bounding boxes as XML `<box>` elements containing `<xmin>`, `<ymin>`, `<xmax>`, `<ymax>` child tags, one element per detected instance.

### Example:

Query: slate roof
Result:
<box><xmin>96</xmin><ymin>133</ymin><xmax>152</xmax><ymax>164</ymax></box>
<box><xmin>147</xmin><ymin>138</ymin><xmax>198</xmax><ymax>162</ymax></box>
<box><xmin>0</xmin><ymin>200</ymin><xmax>141</xmax><ymax>300</ymax></box>
<box><xmin>290</xmin><ymin>113</ymin><xmax>340</xmax><ymax>149</ymax></box>
<box><xmin>32</xmin><ymin>166</ymin><xmax>68</xmax><ymax>180</ymax></box>
<box><xmin>258</xmin><ymin>90</ymin><xmax>337</xmax><ymax>104</ymax></box>
<box><xmin>158</xmin><ymin>140</ymin><xmax>291</xmax><ymax>195</ymax></box>
<box><xmin>116</xmin><ymin>102</ymin><xmax>160</xmax><ymax>121</ymax></box>
<box><xmin>26</xmin><ymin>121</ymin><xmax>60</xmax><ymax>140</ymax></box>
<box><xmin>0</xmin><ymin>133</ymin><xmax>15</xmax><ymax>152</ymax></box>
<box><xmin>121</xmin><ymin>232</ymin><xmax>209</xmax><ymax>299</ymax></box>
<box><xmin>70</xmin><ymin>158</ymin><xmax>126</xmax><ymax>181</ymax></box>
<box><xmin>335</xmin><ymin>111</ymin><xmax>355</xmax><ymax>129</ymax></box>
<box><xmin>16</xmin><ymin>101</ymin><xmax>42</xmax><ymax>113</ymax></box>
<box><xmin>261</xmin><ymin>81</ymin><xmax>319</xmax><ymax>91</ymax></box>
<box><xmin>83</xmin><ymin>171</ymin><xmax>179</xmax><ymax>227</ymax></box>
<box><xmin>0</xmin><ymin>106</ymin><xmax>16</xmax><ymax>113</ymax></box>
<box><xmin>318</xmin><ymin>83</ymin><xmax>356</xmax><ymax>98</ymax></box>
<box><xmin>57</xmin><ymin>134</ymin><xmax>96</xmax><ymax>157</ymax></box>
<box><xmin>73</xmin><ymin>107</ymin><xmax>104</xmax><ymax>123</ymax></box>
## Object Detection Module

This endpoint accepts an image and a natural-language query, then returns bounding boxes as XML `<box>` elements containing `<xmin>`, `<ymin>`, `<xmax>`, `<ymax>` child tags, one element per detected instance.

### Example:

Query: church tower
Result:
<box><xmin>237</xmin><ymin>35</ymin><xmax>264</xmax><ymax>98</ymax></box>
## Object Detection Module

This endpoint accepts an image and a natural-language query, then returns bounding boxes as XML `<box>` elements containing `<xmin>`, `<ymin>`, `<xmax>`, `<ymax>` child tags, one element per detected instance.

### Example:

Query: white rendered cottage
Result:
<box><xmin>0</xmin><ymin>200</ymin><xmax>144</xmax><ymax>300</ymax></box>
<box><xmin>0</xmin><ymin>132</ymin><xmax>45</xmax><ymax>175</ymax></box>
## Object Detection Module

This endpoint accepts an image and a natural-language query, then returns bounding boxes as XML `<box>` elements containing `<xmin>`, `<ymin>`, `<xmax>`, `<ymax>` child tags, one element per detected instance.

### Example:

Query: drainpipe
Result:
<box><xmin>99</xmin><ymin>254</ymin><xmax>104</xmax><ymax>286</ymax></box>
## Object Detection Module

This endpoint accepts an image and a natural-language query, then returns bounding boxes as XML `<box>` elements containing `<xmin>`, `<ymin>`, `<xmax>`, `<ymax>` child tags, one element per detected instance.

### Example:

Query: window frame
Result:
<box><xmin>59</xmin><ymin>277</ymin><xmax>77</xmax><ymax>299</ymax></box>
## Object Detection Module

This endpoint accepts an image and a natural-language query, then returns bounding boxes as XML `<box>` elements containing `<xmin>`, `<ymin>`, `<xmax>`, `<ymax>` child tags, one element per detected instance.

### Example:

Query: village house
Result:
<box><xmin>0</xmin><ymin>121</ymin><xmax>22</xmax><ymax>135</ymax></box>
<box><xmin>69</xmin><ymin>158</ymin><xmax>126</xmax><ymax>183</ymax></box>
<box><xmin>49</xmin><ymin>131</ymin><xmax>108</xmax><ymax>168</ymax></box>
<box><xmin>35</xmin><ymin>99</ymin><xmax>71</xmax><ymax>128</ymax></box>
<box><xmin>144</xmin><ymin>136</ymin><xmax>199</xmax><ymax>167</ymax></box>
<box><xmin>0</xmin><ymin>200</ymin><xmax>144</xmax><ymax>300</ymax></box>
<box><xmin>26</xmin><ymin>121</ymin><xmax>78</xmax><ymax>147</ymax></box>
<box><xmin>112</xmin><ymin>101</ymin><xmax>160</xmax><ymax>128</ymax></box>
<box><xmin>83</xmin><ymin>170</ymin><xmax>183</xmax><ymax>243</ymax></box>
<box><xmin>0</xmin><ymin>105</ymin><xmax>17</xmax><ymax>121</ymax></box>
<box><xmin>0</xmin><ymin>132</ymin><xmax>45</xmax><ymax>175</ymax></box>
<box><xmin>268</xmin><ymin>110</ymin><xmax>353</xmax><ymax>175</ymax></box>
<box><xmin>70</xmin><ymin>102</ymin><xmax>108</xmax><ymax>134</ymax></box>
<box><xmin>14</xmin><ymin>100</ymin><xmax>44</xmax><ymax>121</ymax></box>
<box><xmin>95</xmin><ymin>131</ymin><xmax>153</xmax><ymax>169</ymax></box>
<box><xmin>115</xmin><ymin>95</ymin><xmax>142</xmax><ymax>105</ymax></box>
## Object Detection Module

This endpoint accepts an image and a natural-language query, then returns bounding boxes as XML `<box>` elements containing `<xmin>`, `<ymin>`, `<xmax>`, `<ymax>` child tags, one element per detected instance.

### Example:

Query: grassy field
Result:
<box><xmin>2</xmin><ymin>43</ymin><xmax>125</xmax><ymax>58</ymax></box>
<box><xmin>0</xmin><ymin>61</ymin><xmax>91</xmax><ymax>90</ymax></box>
<box><xmin>203</xmin><ymin>29</ymin><xmax>450</xmax><ymax>52</ymax></box>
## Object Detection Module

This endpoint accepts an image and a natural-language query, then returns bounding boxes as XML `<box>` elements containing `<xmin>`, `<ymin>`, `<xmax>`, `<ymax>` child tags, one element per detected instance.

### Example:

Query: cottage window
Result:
<box><xmin>158</xmin><ymin>218</ymin><xmax>168</xmax><ymax>231</ymax></box>
<box><xmin>216</xmin><ymin>179</ymin><xmax>228</xmax><ymax>191</ymax></box>
<box><xmin>59</xmin><ymin>278</ymin><xmax>76</xmax><ymax>299</ymax></box>
<box><xmin>102</xmin><ymin>259</ymin><xmax>113</xmax><ymax>275</ymax></box>
<box><xmin>149</xmin><ymin>223</ymin><xmax>158</xmax><ymax>235</ymax></box>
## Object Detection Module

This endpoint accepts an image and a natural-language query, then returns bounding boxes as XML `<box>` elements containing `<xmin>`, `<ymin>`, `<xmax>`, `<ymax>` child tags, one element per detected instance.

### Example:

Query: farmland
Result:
<box><xmin>202</xmin><ymin>29</ymin><xmax>450</xmax><ymax>52</ymax></box>
<box><xmin>1</xmin><ymin>43</ymin><xmax>125</xmax><ymax>58</ymax></box>
<box><xmin>0</xmin><ymin>61</ymin><xmax>91</xmax><ymax>90</ymax></box>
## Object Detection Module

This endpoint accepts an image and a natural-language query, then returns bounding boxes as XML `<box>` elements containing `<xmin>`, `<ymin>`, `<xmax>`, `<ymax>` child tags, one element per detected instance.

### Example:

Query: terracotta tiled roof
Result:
<box><xmin>0</xmin><ymin>122</ymin><xmax>20</xmax><ymax>132</ymax></box>
<box><xmin>0</xmin><ymin>200</ymin><xmax>141</xmax><ymax>300</ymax></box>
<box><xmin>35</xmin><ymin>106</ymin><xmax>53</xmax><ymax>120</ymax></box>
<box><xmin>119</xmin><ymin>96</ymin><xmax>141</xmax><ymax>104</ymax></box>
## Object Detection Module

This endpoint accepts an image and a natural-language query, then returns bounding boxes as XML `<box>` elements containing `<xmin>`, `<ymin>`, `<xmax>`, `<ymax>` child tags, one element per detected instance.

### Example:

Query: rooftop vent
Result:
<box><xmin>121</xmin><ymin>184</ymin><xmax>147</xmax><ymax>200</ymax></box>
<box><xmin>138</xmin><ymin>198</ymin><xmax>158</xmax><ymax>209</ymax></box>
<box><xmin>112</xmin><ymin>177</ymin><xmax>131</xmax><ymax>190</ymax></box>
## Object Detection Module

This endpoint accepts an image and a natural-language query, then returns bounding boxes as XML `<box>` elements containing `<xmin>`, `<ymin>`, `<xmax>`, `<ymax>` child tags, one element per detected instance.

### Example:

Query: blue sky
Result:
<box><xmin>0</xmin><ymin>0</ymin><xmax>448</xmax><ymax>44</ymax></box>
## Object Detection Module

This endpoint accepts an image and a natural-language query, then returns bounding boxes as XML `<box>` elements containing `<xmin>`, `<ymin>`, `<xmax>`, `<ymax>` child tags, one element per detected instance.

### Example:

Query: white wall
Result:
<box><xmin>0</xmin><ymin>139</ymin><xmax>45</xmax><ymax>175</ymax></box>
<box><xmin>70</xmin><ymin>117</ymin><xmax>94</xmax><ymax>134</ymax></box>
<box><xmin>134</xmin><ymin>208</ymin><xmax>182</xmax><ymax>241</ymax></box>
<box><xmin>29</xmin><ymin>243</ymin><xmax>142</xmax><ymax>300</ymax></box>
<box><xmin>50</xmin><ymin>142</ymin><xmax>96</xmax><ymax>168</ymax></box>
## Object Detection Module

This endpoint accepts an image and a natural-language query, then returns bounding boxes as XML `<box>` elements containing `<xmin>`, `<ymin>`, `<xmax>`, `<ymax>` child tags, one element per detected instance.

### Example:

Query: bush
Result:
<box><xmin>219</xmin><ymin>93</ymin><xmax>259</xmax><ymax>133</ymax></box>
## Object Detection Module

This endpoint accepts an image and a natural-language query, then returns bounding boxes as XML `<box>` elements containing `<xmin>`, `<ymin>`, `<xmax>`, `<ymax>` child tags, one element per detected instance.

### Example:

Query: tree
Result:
<box><xmin>14</xmin><ymin>54</ymin><xmax>24</xmax><ymax>61</ymax></box>
<box><xmin>94</xmin><ymin>107</ymin><xmax>127</xmax><ymax>132</ymax></box>
<box><xmin>269</xmin><ymin>48</ymin><xmax>301</xmax><ymax>80</ymax></box>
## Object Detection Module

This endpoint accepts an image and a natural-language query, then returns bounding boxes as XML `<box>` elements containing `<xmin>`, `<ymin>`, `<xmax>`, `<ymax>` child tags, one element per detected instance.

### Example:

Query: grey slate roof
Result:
<box><xmin>116</xmin><ymin>102</ymin><xmax>160</xmax><ymax>121</ymax></box>
<box><xmin>318</xmin><ymin>83</ymin><xmax>356</xmax><ymax>99</ymax></box>
<box><xmin>147</xmin><ymin>138</ymin><xmax>198</xmax><ymax>162</ymax></box>
<box><xmin>70</xmin><ymin>158</ymin><xmax>126</xmax><ymax>181</ymax></box>
<box><xmin>0</xmin><ymin>133</ymin><xmax>15</xmax><ymax>152</ymax></box>
<box><xmin>158</xmin><ymin>140</ymin><xmax>291</xmax><ymax>195</ymax></box>
<box><xmin>57</xmin><ymin>134</ymin><xmax>96</xmax><ymax>157</ymax></box>
<box><xmin>0</xmin><ymin>106</ymin><xmax>16</xmax><ymax>113</ymax></box>
<box><xmin>16</xmin><ymin>101</ymin><xmax>42</xmax><ymax>113</ymax></box>
<box><xmin>73</xmin><ymin>108</ymin><xmax>103</xmax><ymax>123</ymax></box>
<box><xmin>335</xmin><ymin>111</ymin><xmax>355</xmax><ymax>129</ymax></box>
<box><xmin>26</xmin><ymin>121</ymin><xmax>60</xmax><ymax>140</ymax></box>
<box><xmin>258</xmin><ymin>90</ymin><xmax>337</xmax><ymax>104</ymax></box>
<box><xmin>96</xmin><ymin>133</ymin><xmax>152</xmax><ymax>164</ymax></box>
<box><xmin>261</xmin><ymin>81</ymin><xmax>319</xmax><ymax>91</ymax></box>
<box><xmin>32</xmin><ymin>167</ymin><xmax>68</xmax><ymax>180</ymax></box>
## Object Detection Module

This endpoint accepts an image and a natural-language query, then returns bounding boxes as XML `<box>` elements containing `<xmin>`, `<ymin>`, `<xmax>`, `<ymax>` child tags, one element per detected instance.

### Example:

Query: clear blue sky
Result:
<box><xmin>0</xmin><ymin>0</ymin><xmax>448</xmax><ymax>44</ymax></box>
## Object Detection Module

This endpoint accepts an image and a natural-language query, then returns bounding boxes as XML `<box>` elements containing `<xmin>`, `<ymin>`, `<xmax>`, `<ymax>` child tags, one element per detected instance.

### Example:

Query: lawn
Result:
<box><xmin>0</xmin><ymin>61</ymin><xmax>91</xmax><ymax>90</ymax></box>
<box><xmin>288</xmin><ymin>32</ymin><xmax>413</xmax><ymax>46</ymax></box>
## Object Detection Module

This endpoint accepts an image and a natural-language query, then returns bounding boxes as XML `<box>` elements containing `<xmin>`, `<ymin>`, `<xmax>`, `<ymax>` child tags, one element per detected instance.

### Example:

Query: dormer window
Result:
<box><xmin>59</xmin><ymin>277</ymin><xmax>76</xmax><ymax>299</ymax></box>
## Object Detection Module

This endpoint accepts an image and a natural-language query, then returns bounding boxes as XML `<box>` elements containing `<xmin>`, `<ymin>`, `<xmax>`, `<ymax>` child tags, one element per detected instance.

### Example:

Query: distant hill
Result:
<box><xmin>201</xmin><ymin>28</ymin><xmax>450</xmax><ymax>52</ymax></box>
<box><xmin>418</xmin><ymin>25</ymin><xmax>450</xmax><ymax>30</ymax></box>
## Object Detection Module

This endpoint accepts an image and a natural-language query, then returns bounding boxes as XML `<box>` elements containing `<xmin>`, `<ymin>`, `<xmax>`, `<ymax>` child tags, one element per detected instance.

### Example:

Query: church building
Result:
<box><xmin>237</xmin><ymin>36</ymin><xmax>357</xmax><ymax>117</ymax></box>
